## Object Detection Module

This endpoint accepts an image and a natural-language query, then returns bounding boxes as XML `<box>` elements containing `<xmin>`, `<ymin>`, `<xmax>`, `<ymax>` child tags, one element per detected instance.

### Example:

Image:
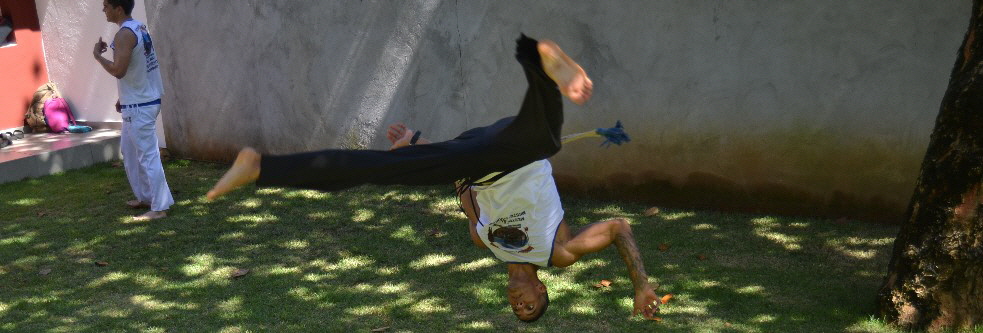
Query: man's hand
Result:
<box><xmin>632</xmin><ymin>287</ymin><xmax>661</xmax><ymax>320</ymax></box>
<box><xmin>115</xmin><ymin>100</ymin><xmax>121</xmax><ymax>113</ymax></box>
<box><xmin>386</xmin><ymin>123</ymin><xmax>414</xmax><ymax>150</ymax></box>
<box><xmin>93</xmin><ymin>37</ymin><xmax>108</xmax><ymax>58</ymax></box>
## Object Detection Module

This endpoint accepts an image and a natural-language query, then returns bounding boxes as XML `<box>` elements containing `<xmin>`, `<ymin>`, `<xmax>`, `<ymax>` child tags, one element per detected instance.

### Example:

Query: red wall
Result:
<box><xmin>0</xmin><ymin>0</ymin><xmax>47</xmax><ymax>130</ymax></box>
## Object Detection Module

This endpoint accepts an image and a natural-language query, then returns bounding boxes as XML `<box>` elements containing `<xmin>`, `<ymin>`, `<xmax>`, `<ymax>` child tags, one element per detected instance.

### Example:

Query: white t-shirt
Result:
<box><xmin>474</xmin><ymin>160</ymin><xmax>564</xmax><ymax>267</ymax></box>
<box><xmin>112</xmin><ymin>19</ymin><xmax>163</xmax><ymax>105</ymax></box>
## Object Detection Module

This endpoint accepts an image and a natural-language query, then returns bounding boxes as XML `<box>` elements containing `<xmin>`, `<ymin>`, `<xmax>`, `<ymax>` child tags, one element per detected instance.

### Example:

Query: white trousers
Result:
<box><xmin>121</xmin><ymin>104</ymin><xmax>173</xmax><ymax>211</ymax></box>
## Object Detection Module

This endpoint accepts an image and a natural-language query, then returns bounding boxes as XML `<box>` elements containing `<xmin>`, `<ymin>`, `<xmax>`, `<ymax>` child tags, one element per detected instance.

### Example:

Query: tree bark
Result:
<box><xmin>877</xmin><ymin>1</ymin><xmax>983</xmax><ymax>331</ymax></box>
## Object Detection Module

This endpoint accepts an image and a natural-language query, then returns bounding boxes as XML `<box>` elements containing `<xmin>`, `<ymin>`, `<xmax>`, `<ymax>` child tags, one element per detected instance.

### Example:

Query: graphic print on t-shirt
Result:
<box><xmin>486</xmin><ymin>210</ymin><xmax>534</xmax><ymax>253</ymax></box>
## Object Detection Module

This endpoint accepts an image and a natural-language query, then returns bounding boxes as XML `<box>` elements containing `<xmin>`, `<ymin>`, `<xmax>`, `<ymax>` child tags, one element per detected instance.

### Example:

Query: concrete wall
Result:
<box><xmin>36</xmin><ymin>0</ymin><xmax>165</xmax><ymax>146</ymax></box>
<box><xmin>144</xmin><ymin>0</ymin><xmax>971</xmax><ymax>222</ymax></box>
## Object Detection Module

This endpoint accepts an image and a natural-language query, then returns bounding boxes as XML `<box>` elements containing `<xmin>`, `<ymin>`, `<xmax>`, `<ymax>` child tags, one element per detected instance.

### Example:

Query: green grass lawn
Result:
<box><xmin>0</xmin><ymin>159</ymin><xmax>920</xmax><ymax>332</ymax></box>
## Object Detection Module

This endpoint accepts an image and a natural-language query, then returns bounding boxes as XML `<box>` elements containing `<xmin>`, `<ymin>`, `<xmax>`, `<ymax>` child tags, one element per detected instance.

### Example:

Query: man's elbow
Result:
<box><xmin>111</xmin><ymin>68</ymin><xmax>128</xmax><ymax>79</ymax></box>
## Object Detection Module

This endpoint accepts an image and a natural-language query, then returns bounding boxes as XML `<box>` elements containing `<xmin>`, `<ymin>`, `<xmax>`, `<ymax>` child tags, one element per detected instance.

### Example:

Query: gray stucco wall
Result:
<box><xmin>144</xmin><ymin>0</ymin><xmax>970</xmax><ymax>222</ymax></box>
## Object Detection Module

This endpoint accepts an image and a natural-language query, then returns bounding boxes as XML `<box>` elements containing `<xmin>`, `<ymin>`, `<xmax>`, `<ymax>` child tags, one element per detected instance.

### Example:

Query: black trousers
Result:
<box><xmin>257</xmin><ymin>34</ymin><xmax>564</xmax><ymax>191</ymax></box>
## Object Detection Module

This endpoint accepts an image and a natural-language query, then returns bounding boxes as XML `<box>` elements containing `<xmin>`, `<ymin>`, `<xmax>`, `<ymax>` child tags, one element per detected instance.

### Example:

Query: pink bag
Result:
<box><xmin>43</xmin><ymin>97</ymin><xmax>76</xmax><ymax>133</ymax></box>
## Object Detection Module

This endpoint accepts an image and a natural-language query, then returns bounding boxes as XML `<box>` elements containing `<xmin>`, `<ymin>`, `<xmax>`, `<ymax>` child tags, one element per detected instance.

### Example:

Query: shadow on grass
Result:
<box><xmin>0</xmin><ymin>160</ymin><xmax>905</xmax><ymax>332</ymax></box>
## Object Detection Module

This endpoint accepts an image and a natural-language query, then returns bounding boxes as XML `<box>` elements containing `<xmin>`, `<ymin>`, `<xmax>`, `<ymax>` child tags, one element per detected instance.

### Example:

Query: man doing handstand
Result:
<box><xmin>206</xmin><ymin>35</ymin><xmax>662</xmax><ymax>322</ymax></box>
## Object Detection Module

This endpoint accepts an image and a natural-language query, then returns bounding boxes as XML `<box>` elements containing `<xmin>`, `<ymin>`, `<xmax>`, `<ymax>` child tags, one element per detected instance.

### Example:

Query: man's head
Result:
<box><xmin>507</xmin><ymin>270</ymin><xmax>550</xmax><ymax>322</ymax></box>
<box><xmin>102</xmin><ymin>0</ymin><xmax>134</xmax><ymax>22</ymax></box>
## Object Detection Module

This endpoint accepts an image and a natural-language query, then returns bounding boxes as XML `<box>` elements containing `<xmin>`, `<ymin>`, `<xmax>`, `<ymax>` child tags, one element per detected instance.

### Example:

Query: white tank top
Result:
<box><xmin>474</xmin><ymin>160</ymin><xmax>564</xmax><ymax>267</ymax></box>
<box><xmin>112</xmin><ymin>19</ymin><xmax>163</xmax><ymax>105</ymax></box>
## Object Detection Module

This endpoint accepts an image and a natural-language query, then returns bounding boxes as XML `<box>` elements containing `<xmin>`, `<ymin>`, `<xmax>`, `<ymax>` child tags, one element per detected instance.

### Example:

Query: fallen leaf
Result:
<box><xmin>95</xmin><ymin>261</ymin><xmax>109</xmax><ymax>267</ymax></box>
<box><xmin>697</xmin><ymin>254</ymin><xmax>707</xmax><ymax>260</ymax></box>
<box><xmin>371</xmin><ymin>327</ymin><xmax>390</xmax><ymax>332</ymax></box>
<box><xmin>593</xmin><ymin>279</ymin><xmax>613</xmax><ymax>288</ymax></box>
<box><xmin>725</xmin><ymin>322</ymin><xmax>733</xmax><ymax>327</ymax></box>
<box><xmin>231</xmin><ymin>268</ymin><xmax>250</xmax><ymax>279</ymax></box>
<box><xmin>39</xmin><ymin>268</ymin><xmax>52</xmax><ymax>275</ymax></box>
<box><xmin>658</xmin><ymin>243</ymin><xmax>670</xmax><ymax>252</ymax></box>
<box><xmin>660</xmin><ymin>293</ymin><xmax>674</xmax><ymax>304</ymax></box>
<box><xmin>37</xmin><ymin>211</ymin><xmax>47</xmax><ymax>218</ymax></box>
<box><xmin>649</xmin><ymin>316</ymin><xmax>663</xmax><ymax>322</ymax></box>
<box><xmin>643</xmin><ymin>207</ymin><xmax>661</xmax><ymax>216</ymax></box>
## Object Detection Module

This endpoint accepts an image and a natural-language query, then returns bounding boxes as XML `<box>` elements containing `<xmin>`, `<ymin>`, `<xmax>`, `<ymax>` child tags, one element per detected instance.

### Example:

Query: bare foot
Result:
<box><xmin>386</xmin><ymin>123</ymin><xmax>415</xmax><ymax>150</ymax></box>
<box><xmin>126</xmin><ymin>200</ymin><xmax>150</xmax><ymax>209</ymax></box>
<box><xmin>537</xmin><ymin>40</ymin><xmax>593</xmax><ymax>105</ymax></box>
<box><xmin>206</xmin><ymin>147</ymin><xmax>261</xmax><ymax>200</ymax></box>
<box><xmin>133</xmin><ymin>210</ymin><xmax>166</xmax><ymax>221</ymax></box>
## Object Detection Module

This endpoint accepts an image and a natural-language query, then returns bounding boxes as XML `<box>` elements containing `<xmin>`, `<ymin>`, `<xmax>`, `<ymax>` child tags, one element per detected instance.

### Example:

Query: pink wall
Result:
<box><xmin>0</xmin><ymin>0</ymin><xmax>47</xmax><ymax>130</ymax></box>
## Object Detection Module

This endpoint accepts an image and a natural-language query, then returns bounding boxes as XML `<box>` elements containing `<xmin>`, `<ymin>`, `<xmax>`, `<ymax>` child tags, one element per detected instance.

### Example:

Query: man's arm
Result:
<box><xmin>552</xmin><ymin>218</ymin><xmax>661</xmax><ymax>319</ymax></box>
<box><xmin>93</xmin><ymin>28</ymin><xmax>136</xmax><ymax>79</ymax></box>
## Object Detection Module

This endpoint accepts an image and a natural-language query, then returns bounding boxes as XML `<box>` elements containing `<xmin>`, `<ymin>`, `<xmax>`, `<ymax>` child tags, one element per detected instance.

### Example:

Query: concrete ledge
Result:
<box><xmin>0</xmin><ymin>129</ymin><xmax>121</xmax><ymax>184</ymax></box>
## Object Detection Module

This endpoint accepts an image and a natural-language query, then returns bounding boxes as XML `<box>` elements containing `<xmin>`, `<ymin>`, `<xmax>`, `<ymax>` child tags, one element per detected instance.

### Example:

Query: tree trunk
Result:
<box><xmin>877</xmin><ymin>1</ymin><xmax>983</xmax><ymax>331</ymax></box>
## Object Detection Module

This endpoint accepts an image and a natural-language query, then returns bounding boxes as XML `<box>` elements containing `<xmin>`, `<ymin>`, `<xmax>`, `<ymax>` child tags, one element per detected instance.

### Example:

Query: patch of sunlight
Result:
<box><xmin>663</xmin><ymin>263</ymin><xmax>680</xmax><ymax>270</ymax></box>
<box><xmin>754</xmin><ymin>228</ymin><xmax>802</xmax><ymax>251</ymax></box>
<box><xmin>843</xmin><ymin>236</ymin><xmax>894</xmax><ymax>246</ymax></box>
<box><xmin>9</xmin><ymin>198</ymin><xmax>42</xmax><ymax>206</ymax></box>
<box><xmin>662</xmin><ymin>212</ymin><xmax>695</xmax><ymax>221</ymax></box>
<box><xmin>268</xmin><ymin>265</ymin><xmax>302</xmax><ymax>276</ymax></box>
<box><xmin>409</xmin><ymin>297</ymin><xmax>450</xmax><ymax>314</ymax></box>
<box><xmin>569</xmin><ymin>299</ymin><xmax>598</xmax><ymax>314</ymax></box>
<box><xmin>132</xmin><ymin>274</ymin><xmax>167</xmax><ymax>289</ymax></box>
<box><xmin>226</xmin><ymin>214</ymin><xmax>279</xmax><ymax>224</ymax></box>
<box><xmin>115</xmin><ymin>226</ymin><xmax>148</xmax><ymax>236</ymax></box>
<box><xmin>182</xmin><ymin>253</ymin><xmax>217</xmax><ymax>276</ymax></box>
<box><xmin>452</xmin><ymin>258</ymin><xmax>497</xmax><ymax>272</ymax></box>
<box><xmin>560</xmin><ymin>258</ymin><xmax>609</xmax><ymax>275</ymax></box>
<box><xmin>736</xmin><ymin>285</ymin><xmax>765</xmax><ymax>294</ymax></box>
<box><xmin>472</xmin><ymin>285</ymin><xmax>503</xmax><ymax>304</ymax></box>
<box><xmin>283</xmin><ymin>189</ymin><xmax>327</xmax><ymax>199</ymax></box>
<box><xmin>789</xmin><ymin>222</ymin><xmax>810</xmax><ymax>228</ymax></box>
<box><xmin>697</xmin><ymin>279</ymin><xmax>721</xmax><ymax>288</ymax></box>
<box><xmin>409</xmin><ymin>253</ymin><xmax>456</xmax><ymax>269</ymax></box>
<box><xmin>217</xmin><ymin>296</ymin><xmax>243</xmax><ymax>315</ymax></box>
<box><xmin>322</xmin><ymin>256</ymin><xmax>375</xmax><ymax>271</ymax></box>
<box><xmin>347</xmin><ymin>304</ymin><xmax>386</xmax><ymax>316</ymax></box>
<box><xmin>831</xmin><ymin>245</ymin><xmax>879</xmax><ymax>259</ymax></box>
<box><xmin>219</xmin><ymin>326</ymin><xmax>247</xmax><ymax>333</ymax></box>
<box><xmin>460</xmin><ymin>321</ymin><xmax>493</xmax><ymax>329</ymax></box>
<box><xmin>158</xmin><ymin>230</ymin><xmax>177</xmax><ymax>237</ymax></box>
<box><xmin>377</xmin><ymin>282</ymin><xmax>410</xmax><ymax>294</ymax></box>
<box><xmin>99</xmin><ymin>308</ymin><xmax>132</xmax><ymax>318</ymax></box>
<box><xmin>751</xmin><ymin>217</ymin><xmax>780</xmax><ymax>227</ymax></box>
<box><xmin>0</xmin><ymin>301</ymin><xmax>8</xmax><ymax>315</ymax></box>
<box><xmin>130</xmin><ymin>295</ymin><xmax>197</xmax><ymax>310</ymax></box>
<box><xmin>591</xmin><ymin>204</ymin><xmax>630</xmax><ymax>216</ymax></box>
<box><xmin>390</xmin><ymin>225</ymin><xmax>420</xmax><ymax>243</ymax></box>
<box><xmin>280</xmin><ymin>239</ymin><xmax>309</xmax><ymax>250</ymax></box>
<box><xmin>846</xmin><ymin>315</ymin><xmax>898</xmax><ymax>333</ymax></box>
<box><xmin>289</xmin><ymin>287</ymin><xmax>327</xmax><ymax>302</ymax></box>
<box><xmin>256</xmin><ymin>188</ymin><xmax>284</xmax><ymax>195</ymax></box>
<box><xmin>429</xmin><ymin>198</ymin><xmax>463</xmax><ymax>216</ymax></box>
<box><xmin>218</xmin><ymin>231</ymin><xmax>246</xmax><ymax>241</ymax></box>
<box><xmin>1</xmin><ymin>231</ymin><xmax>36</xmax><ymax>245</ymax></box>
<box><xmin>375</xmin><ymin>266</ymin><xmax>400</xmax><ymax>276</ymax></box>
<box><xmin>692</xmin><ymin>223</ymin><xmax>718</xmax><ymax>230</ymax></box>
<box><xmin>302</xmin><ymin>272</ymin><xmax>336</xmax><ymax>282</ymax></box>
<box><xmin>236</xmin><ymin>198</ymin><xmax>263</xmax><ymax>208</ymax></box>
<box><xmin>751</xmin><ymin>314</ymin><xmax>777</xmax><ymax>323</ymax></box>
<box><xmin>88</xmin><ymin>271</ymin><xmax>130</xmax><ymax>287</ymax></box>
<box><xmin>352</xmin><ymin>209</ymin><xmax>374</xmax><ymax>223</ymax></box>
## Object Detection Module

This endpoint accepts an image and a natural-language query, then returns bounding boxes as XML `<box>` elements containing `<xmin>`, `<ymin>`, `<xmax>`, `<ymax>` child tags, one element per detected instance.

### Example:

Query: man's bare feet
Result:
<box><xmin>126</xmin><ymin>200</ymin><xmax>150</xmax><ymax>209</ymax></box>
<box><xmin>386</xmin><ymin>123</ymin><xmax>414</xmax><ymax>150</ymax></box>
<box><xmin>206</xmin><ymin>147</ymin><xmax>261</xmax><ymax>200</ymax></box>
<box><xmin>133</xmin><ymin>210</ymin><xmax>166</xmax><ymax>221</ymax></box>
<box><xmin>537</xmin><ymin>40</ymin><xmax>593</xmax><ymax>105</ymax></box>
